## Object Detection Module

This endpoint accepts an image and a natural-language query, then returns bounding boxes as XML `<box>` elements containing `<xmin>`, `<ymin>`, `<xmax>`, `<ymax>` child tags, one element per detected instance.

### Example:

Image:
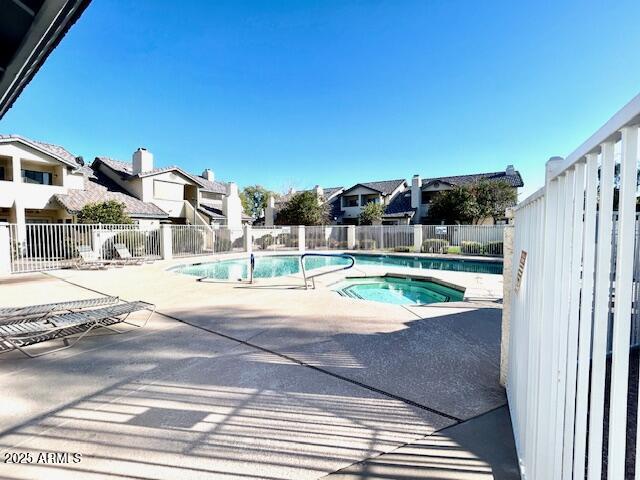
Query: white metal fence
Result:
<box><xmin>354</xmin><ymin>225</ymin><xmax>414</xmax><ymax>251</ymax></box>
<box><xmin>507</xmin><ymin>93</ymin><xmax>640</xmax><ymax>480</ymax></box>
<box><xmin>3</xmin><ymin>222</ymin><xmax>507</xmax><ymax>274</ymax></box>
<box><xmin>305</xmin><ymin>226</ymin><xmax>349</xmax><ymax>249</ymax></box>
<box><xmin>251</xmin><ymin>226</ymin><xmax>299</xmax><ymax>251</ymax></box>
<box><xmin>422</xmin><ymin>224</ymin><xmax>505</xmax><ymax>256</ymax></box>
<box><xmin>171</xmin><ymin>225</ymin><xmax>212</xmax><ymax>257</ymax></box>
<box><xmin>8</xmin><ymin>223</ymin><xmax>161</xmax><ymax>273</ymax></box>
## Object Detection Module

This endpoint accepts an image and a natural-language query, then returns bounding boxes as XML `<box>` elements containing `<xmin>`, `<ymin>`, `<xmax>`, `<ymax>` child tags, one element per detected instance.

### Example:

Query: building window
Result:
<box><xmin>361</xmin><ymin>194</ymin><xmax>379</xmax><ymax>205</ymax></box>
<box><xmin>343</xmin><ymin>195</ymin><xmax>359</xmax><ymax>207</ymax></box>
<box><xmin>21</xmin><ymin>170</ymin><xmax>52</xmax><ymax>185</ymax></box>
<box><xmin>0</xmin><ymin>166</ymin><xmax>5</xmax><ymax>181</ymax></box>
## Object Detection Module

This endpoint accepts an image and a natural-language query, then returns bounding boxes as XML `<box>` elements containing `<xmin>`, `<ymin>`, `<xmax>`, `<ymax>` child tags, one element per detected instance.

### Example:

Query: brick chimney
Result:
<box><xmin>506</xmin><ymin>165</ymin><xmax>515</xmax><ymax>176</ymax></box>
<box><xmin>132</xmin><ymin>148</ymin><xmax>153</xmax><ymax>175</ymax></box>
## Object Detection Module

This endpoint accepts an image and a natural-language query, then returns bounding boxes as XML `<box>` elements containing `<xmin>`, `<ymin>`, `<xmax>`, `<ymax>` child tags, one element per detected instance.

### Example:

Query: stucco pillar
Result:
<box><xmin>0</xmin><ymin>225</ymin><xmax>11</xmax><ymax>275</ymax></box>
<box><xmin>223</xmin><ymin>182</ymin><xmax>243</xmax><ymax>231</ymax></box>
<box><xmin>265</xmin><ymin>196</ymin><xmax>275</xmax><ymax>227</ymax></box>
<box><xmin>413</xmin><ymin>224</ymin><xmax>422</xmax><ymax>252</ymax></box>
<box><xmin>160</xmin><ymin>225</ymin><xmax>173</xmax><ymax>260</ymax></box>
<box><xmin>11</xmin><ymin>156</ymin><xmax>20</xmax><ymax>183</ymax></box>
<box><xmin>499</xmin><ymin>208</ymin><xmax>515</xmax><ymax>386</ymax></box>
<box><xmin>298</xmin><ymin>225</ymin><xmax>305</xmax><ymax>252</ymax></box>
<box><xmin>13</xmin><ymin>202</ymin><xmax>26</xmax><ymax>244</ymax></box>
<box><xmin>347</xmin><ymin>225</ymin><xmax>356</xmax><ymax>249</ymax></box>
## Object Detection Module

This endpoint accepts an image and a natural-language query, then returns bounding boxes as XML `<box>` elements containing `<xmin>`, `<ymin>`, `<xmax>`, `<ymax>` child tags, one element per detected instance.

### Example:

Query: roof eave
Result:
<box><xmin>0</xmin><ymin>0</ymin><xmax>93</xmax><ymax>120</ymax></box>
<box><xmin>0</xmin><ymin>136</ymin><xmax>79</xmax><ymax>169</ymax></box>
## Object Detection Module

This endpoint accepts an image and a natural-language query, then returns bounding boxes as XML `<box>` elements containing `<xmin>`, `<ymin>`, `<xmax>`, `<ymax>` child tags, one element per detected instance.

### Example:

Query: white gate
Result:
<box><xmin>507</xmin><ymin>93</ymin><xmax>640</xmax><ymax>479</ymax></box>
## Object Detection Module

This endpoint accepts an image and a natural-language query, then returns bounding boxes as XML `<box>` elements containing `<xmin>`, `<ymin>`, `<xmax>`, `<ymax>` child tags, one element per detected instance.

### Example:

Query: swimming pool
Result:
<box><xmin>333</xmin><ymin>276</ymin><xmax>464</xmax><ymax>305</ymax></box>
<box><xmin>352</xmin><ymin>253</ymin><xmax>502</xmax><ymax>274</ymax></box>
<box><xmin>172</xmin><ymin>252</ymin><xmax>502</xmax><ymax>280</ymax></box>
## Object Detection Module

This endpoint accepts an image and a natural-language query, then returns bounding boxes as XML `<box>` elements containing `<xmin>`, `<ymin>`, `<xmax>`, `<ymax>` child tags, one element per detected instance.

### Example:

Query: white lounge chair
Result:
<box><xmin>0</xmin><ymin>300</ymin><xmax>155</xmax><ymax>357</ymax></box>
<box><xmin>0</xmin><ymin>296</ymin><xmax>118</xmax><ymax>324</ymax></box>
<box><xmin>75</xmin><ymin>245</ymin><xmax>113</xmax><ymax>269</ymax></box>
<box><xmin>113</xmin><ymin>243</ymin><xmax>146</xmax><ymax>265</ymax></box>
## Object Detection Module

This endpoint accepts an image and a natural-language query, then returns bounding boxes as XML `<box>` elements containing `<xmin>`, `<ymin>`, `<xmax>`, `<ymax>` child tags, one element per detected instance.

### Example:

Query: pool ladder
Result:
<box><xmin>300</xmin><ymin>253</ymin><xmax>356</xmax><ymax>290</ymax></box>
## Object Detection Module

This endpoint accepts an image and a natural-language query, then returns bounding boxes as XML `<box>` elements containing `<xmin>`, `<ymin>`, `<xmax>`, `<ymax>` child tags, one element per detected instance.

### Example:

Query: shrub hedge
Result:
<box><xmin>460</xmin><ymin>241</ymin><xmax>483</xmax><ymax>254</ymax></box>
<box><xmin>421</xmin><ymin>238</ymin><xmax>449</xmax><ymax>254</ymax></box>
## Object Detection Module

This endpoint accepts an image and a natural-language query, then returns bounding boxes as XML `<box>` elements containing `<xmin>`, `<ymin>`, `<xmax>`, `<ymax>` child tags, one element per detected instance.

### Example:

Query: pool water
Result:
<box><xmin>172</xmin><ymin>253</ymin><xmax>502</xmax><ymax>280</ymax></box>
<box><xmin>352</xmin><ymin>253</ymin><xmax>502</xmax><ymax>274</ymax></box>
<box><xmin>171</xmin><ymin>255</ymin><xmax>349</xmax><ymax>280</ymax></box>
<box><xmin>333</xmin><ymin>276</ymin><xmax>464</xmax><ymax>305</ymax></box>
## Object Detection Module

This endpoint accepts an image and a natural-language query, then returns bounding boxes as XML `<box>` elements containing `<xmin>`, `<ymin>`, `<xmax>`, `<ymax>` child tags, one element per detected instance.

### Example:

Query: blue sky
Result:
<box><xmin>2</xmin><ymin>0</ymin><xmax>640</xmax><ymax>198</ymax></box>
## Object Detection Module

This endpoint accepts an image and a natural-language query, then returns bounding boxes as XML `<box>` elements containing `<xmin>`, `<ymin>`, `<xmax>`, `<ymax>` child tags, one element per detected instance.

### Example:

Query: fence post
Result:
<box><xmin>298</xmin><ymin>225</ymin><xmax>305</xmax><ymax>252</ymax></box>
<box><xmin>0</xmin><ymin>225</ymin><xmax>11</xmax><ymax>275</ymax></box>
<box><xmin>244</xmin><ymin>224</ymin><xmax>252</xmax><ymax>253</ymax></box>
<box><xmin>160</xmin><ymin>225</ymin><xmax>173</xmax><ymax>260</ymax></box>
<box><xmin>500</xmin><ymin>208</ymin><xmax>515</xmax><ymax>386</ymax></box>
<box><xmin>413</xmin><ymin>224</ymin><xmax>422</xmax><ymax>252</ymax></box>
<box><xmin>347</xmin><ymin>225</ymin><xmax>356</xmax><ymax>249</ymax></box>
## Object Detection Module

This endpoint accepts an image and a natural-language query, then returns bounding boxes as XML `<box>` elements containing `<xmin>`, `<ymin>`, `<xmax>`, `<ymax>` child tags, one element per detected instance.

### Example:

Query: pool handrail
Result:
<box><xmin>300</xmin><ymin>253</ymin><xmax>356</xmax><ymax>290</ymax></box>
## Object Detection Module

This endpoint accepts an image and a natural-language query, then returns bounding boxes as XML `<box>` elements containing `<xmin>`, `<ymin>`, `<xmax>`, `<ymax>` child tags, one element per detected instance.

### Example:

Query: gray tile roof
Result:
<box><xmin>54</xmin><ymin>170</ymin><xmax>168</xmax><ymax>218</ymax></box>
<box><xmin>94</xmin><ymin>156</ymin><xmax>230</xmax><ymax>194</ymax></box>
<box><xmin>344</xmin><ymin>179</ymin><xmax>406</xmax><ymax>196</ymax></box>
<box><xmin>0</xmin><ymin>134</ymin><xmax>79</xmax><ymax>168</ymax></box>
<box><xmin>322</xmin><ymin>187</ymin><xmax>344</xmax><ymax>199</ymax></box>
<box><xmin>198</xmin><ymin>203</ymin><xmax>226</xmax><ymax>219</ymax></box>
<box><xmin>185</xmin><ymin>174</ymin><xmax>229</xmax><ymax>194</ymax></box>
<box><xmin>200</xmin><ymin>203</ymin><xmax>251</xmax><ymax>221</ymax></box>
<box><xmin>422</xmin><ymin>170</ymin><xmax>524</xmax><ymax>188</ymax></box>
<box><xmin>95</xmin><ymin>157</ymin><xmax>189</xmax><ymax>179</ymax></box>
<box><xmin>383</xmin><ymin>190</ymin><xmax>415</xmax><ymax>217</ymax></box>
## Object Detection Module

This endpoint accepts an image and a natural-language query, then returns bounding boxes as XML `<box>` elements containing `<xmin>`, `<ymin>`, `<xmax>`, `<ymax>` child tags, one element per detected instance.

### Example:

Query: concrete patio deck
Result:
<box><xmin>0</xmin><ymin>255</ymin><xmax>519</xmax><ymax>479</ymax></box>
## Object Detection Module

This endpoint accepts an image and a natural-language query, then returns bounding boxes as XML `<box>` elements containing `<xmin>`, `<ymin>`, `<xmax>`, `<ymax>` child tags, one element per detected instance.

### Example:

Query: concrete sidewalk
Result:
<box><xmin>0</xmin><ymin>264</ymin><xmax>518</xmax><ymax>479</ymax></box>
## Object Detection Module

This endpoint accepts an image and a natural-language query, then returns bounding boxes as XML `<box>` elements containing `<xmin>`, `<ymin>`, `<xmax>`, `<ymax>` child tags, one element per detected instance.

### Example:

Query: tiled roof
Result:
<box><xmin>329</xmin><ymin>196</ymin><xmax>342</xmax><ymax>220</ymax></box>
<box><xmin>95</xmin><ymin>157</ymin><xmax>189</xmax><ymax>179</ymax></box>
<box><xmin>93</xmin><ymin>157</ymin><xmax>136</xmax><ymax>178</ymax></box>
<box><xmin>0</xmin><ymin>134</ymin><xmax>79</xmax><ymax>168</ymax></box>
<box><xmin>54</xmin><ymin>169</ymin><xmax>168</xmax><ymax>218</ymax></box>
<box><xmin>95</xmin><ymin>157</ymin><xmax>231</xmax><ymax>194</ymax></box>
<box><xmin>322</xmin><ymin>187</ymin><xmax>344</xmax><ymax>199</ymax></box>
<box><xmin>383</xmin><ymin>190</ymin><xmax>415</xmax><ymax>218</ymax></box>
<box><xmin>185</xmin><ymin>174</ymin><xmax>229</xmax><ymax>194</ymax></box>
<box><xmin>199</xmin><ymin>203</ymin><xmax>226</xmax><ymax>219</ymax></box>
<box><xmin>344</xmin><ymin>179</ymin><xmax>406</xmax><ymax>196</ymax></box>
<box><xmin>422</xmin><ymin>170</ymin><xmax>524</xmax><ymax>188</ymax></box>
<box><xmin>200</xmin><ymin>203</ymin><xmax>251</xmax><ymax>221</ymax></box>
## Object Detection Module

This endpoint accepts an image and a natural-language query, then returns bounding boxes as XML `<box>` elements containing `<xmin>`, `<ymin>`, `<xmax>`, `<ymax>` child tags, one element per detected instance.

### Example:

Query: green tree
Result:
<box><xmin>359</xmin><ymin>202</ymin><xmax>385</xmax><ymax>225</ymax></box>
<box><xmin>427</xmin><ymin>186</ymin><xmax>475</xmax><ymax>224</ymax></box>
<box><xmin>240</xmin><ymin>185</ymin><xmax>274</xmax><ymax>220</ymax></box>
<box><xmin>427</xmin><ymin>180</ymin><xmax>516</xmax><ymax>224</ymax></box>
<box><xmin>77</xmin><ymin>201</ymin><xmax>132</xmax><ymax>224</ymax></box>
<box><xmin>276</xmin><ymin>191</ymin><xmax>329</xmax><ymax>225</ymax></box>
<box><xmin>469</xmin><ymin>180</ymin><xmax>517</xmax><ymax>223</ymax></box>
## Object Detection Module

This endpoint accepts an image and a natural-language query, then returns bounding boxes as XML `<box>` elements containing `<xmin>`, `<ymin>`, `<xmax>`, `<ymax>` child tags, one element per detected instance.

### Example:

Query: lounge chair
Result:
<box><xmin>0</xmin><ymin>296</ymin><xmax>119</xmax><ymax>324</ymax></box>
<box><xmin>0</xmin><ymin>300</ymin><xmax>155</xmax><ymax>358</ymax></box>
<box><xmin>113</xmin><ymin>243</ymin><xmax>146</xmax><ymax>265</ymax></box>
<box><xmin>75</xmin><ymin>245</ymin><xmax>113</xmax><ymax>269</ymax></box>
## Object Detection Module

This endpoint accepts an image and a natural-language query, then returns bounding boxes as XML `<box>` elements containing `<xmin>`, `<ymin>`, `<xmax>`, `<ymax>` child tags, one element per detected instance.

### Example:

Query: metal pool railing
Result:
<box><xmin>300</xmin><ymin>252</ymin><xmax>355</xmax><ymax>290</ymax></box>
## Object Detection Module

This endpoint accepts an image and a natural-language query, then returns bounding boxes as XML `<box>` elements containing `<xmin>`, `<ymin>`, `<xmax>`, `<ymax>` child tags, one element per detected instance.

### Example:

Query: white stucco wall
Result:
<box><xmin>0</xmin><ymin>141</ymin><xmax>84</xmax><ymax>209</ymax></box>
<box><xmin>222</xmin><ymin>183</ymin><xmax>243</xmax><ymax>230</ymax></box>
